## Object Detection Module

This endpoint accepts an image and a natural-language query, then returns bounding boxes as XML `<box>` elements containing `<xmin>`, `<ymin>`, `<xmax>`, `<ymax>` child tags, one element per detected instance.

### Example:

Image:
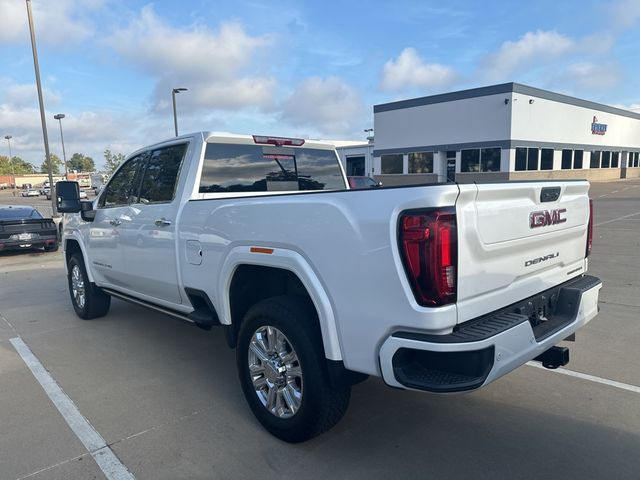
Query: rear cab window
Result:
<box><xmin>199</xmin><ymin>143</ymin><xmax>346</xmax><ymax>194</ymax></box>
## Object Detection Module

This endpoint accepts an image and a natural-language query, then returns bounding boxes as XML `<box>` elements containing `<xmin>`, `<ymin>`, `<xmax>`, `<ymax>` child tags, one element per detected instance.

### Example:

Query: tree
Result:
<box><xmin>40</xmin><ymin>153</ymin><xmax>62</xmax><ymax>174</ymax></box>
<box><xmin>104</xmin><ymin>149</ymin><xmax>125</xmax><ymax>174</ymax></box>
<box><xmin>0</xmin><ymin>155</ymin><xmax>36</xmax><ymax>175</ymax></box>
<box><xmin>67</xmin><ymin>153</ymin><xmax>95</xmax><ymax>172</ymax></box>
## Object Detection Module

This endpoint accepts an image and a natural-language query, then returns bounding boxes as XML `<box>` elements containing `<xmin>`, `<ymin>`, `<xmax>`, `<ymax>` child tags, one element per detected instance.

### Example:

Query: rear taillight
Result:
<box><xmin>586</xmin><ymin>198</ymin><xmax>594</xmax><ymax>257</ymax></box>
<box><xmin>398</xmin><ymin>208</ymin><xmax>457</xmax><ymax>307</ymax></box>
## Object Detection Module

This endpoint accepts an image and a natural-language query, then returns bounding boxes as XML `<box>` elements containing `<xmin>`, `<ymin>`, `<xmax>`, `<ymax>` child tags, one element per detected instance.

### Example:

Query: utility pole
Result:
<box><xmin>25</xmin><ymin>0</ymin><xmax>56</xmax><ymax>215</ymax></box>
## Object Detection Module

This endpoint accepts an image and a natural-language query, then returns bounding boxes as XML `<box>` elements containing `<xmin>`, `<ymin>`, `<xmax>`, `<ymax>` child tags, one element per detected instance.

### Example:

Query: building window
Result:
<box><xmin>629</xmin><ymin>154</ymin><xmax>634</xmax><ymax>168</ymax></box>
<box><xmin>540</xmin><ymin>149</ymin><xmax>554</xmax><ymax>170</ymax></box>
<box><xmin>635</xmin><ymin>152</ymin><xmax>639</xmax><ymax>168</ymax></box>
<box><xmin>527</xmin><ymin>148</ymin><xmax>539</xmax><ymax>170</ymax></box>
<box><xmin>346</xmin><ymin>156</ymin><xmax>365</xmax><ymax>176</ymax></box>
<box><xmin>381</xmin><ymin>154</ymin><xmax>403</xmax><ymax>174</ymax></box>
<box><xmin>611</xmin><ymin>152</ymin><xmax>619</xmax><ymax>168</ymax></box>
<box><xmin>590</xmin><ymin>151</ymin><xmax>601</xmax><ymax>168</ymax></box>
<box><xmin>602</xmin><ymin>151</ymin><xmax>611</xmax><ymax>168</ymax></box>
<box><xmin>561</xmin><ymin>150</ymin><xmax>572</xmax><ymax>170</ymax></box>
<box><xmin>515</xmin><ymin>148</ymin><xmax>527</xmax><ymax>171</ymax></box>
<box><xmin>480</xmin><ymin>148</ymin><xmax>501</xmax><ymax>172</ymax></box>
<box><xmin>574</xmin><ymin>150</ymin><xmax>583</xmax><ymax>169</ymax></box>
<box><xmin>461</xmin><ymin>149</ymin><xmax>480</xmax><ymax>172</ymax></box>
<box><xmin>515</xmin><ymin>147</ymin><xmax>540</xmax><ymax>171</ymax></box>
<box><xmin>408</xmin><ymin>152</ymin><xmax>433</xmax><ymax>173</ymax></box>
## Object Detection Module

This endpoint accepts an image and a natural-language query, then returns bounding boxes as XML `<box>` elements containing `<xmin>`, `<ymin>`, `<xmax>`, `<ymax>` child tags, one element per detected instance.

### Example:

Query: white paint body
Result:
<box><xmin>63</xmin><ymin>132</ymin><xmax>600</xmax><ymax>388</ymax></box>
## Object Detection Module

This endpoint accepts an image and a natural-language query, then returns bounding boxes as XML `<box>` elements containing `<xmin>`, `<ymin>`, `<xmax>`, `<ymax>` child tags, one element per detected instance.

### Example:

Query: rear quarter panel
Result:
<box><xmin>178</xmin><ymin>185</ymin><xmax>460</xmax><ymax>375</ymax></box>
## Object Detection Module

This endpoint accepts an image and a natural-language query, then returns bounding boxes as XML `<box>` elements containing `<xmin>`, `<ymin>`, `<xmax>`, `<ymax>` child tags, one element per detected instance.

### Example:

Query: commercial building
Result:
<box><xmin>340</xmin><ymin>83</ymin><xmax>640</xmax><ymax>185</ymax></box>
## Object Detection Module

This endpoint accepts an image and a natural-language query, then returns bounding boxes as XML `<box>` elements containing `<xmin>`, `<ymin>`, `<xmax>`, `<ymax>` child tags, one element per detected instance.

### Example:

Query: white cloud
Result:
<box><xmin>280</xmin><ymin>77</ymin><xmax>366</xmax><ymax>136</ymax></box>
<box><xmin>0</xmin><ymin>94</ymin><xmax>145</xmax><ymax>170</ymax></box>
<box><xmin>1</xmin><ymin>79</ymin><xmax>61</xmax><ymax>109</ymax></box>
<box><xmin>613</xmin><ymin>103</ymin><xmax>640</xmax><ymax>112</ymax></box>
<box><xmin>381</xmin><ymin>48</ymin><xmax>456</xmax><ymax>91</ymax></box>
<box><xmin>0</xmin><ymin>0</ymin><xmax>102</xmax><ymax>45</ymax></box>
<box><xmin>610</xmin><ymin>0</ymin><xmax>640</xmax><ymax>28</ymax></box>
<box><xmin>564</xmin><ymin>62</ymin><xmax>622</xmax><ymax>90</ymax></box>
<box><xmin>482</xmin><ymin>30</ymin><xmax>575</xmax><ymax>80</ymax></box>
<box><xmin>107</xmin><ymin>6</ymin><xmax>276</xmax><ymax>112</ymax></box>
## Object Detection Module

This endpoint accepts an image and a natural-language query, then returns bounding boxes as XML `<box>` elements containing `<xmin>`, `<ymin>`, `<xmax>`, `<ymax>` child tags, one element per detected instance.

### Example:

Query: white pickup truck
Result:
<box><xmin>57</xmin><ymin>132</ymin><xmax>601</xmax><ymax>442</ymax></box>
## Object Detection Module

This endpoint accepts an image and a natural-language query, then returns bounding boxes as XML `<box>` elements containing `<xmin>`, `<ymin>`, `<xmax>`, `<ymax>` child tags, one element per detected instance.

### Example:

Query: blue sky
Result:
<box><xmin>1</xmin><ymin>0</ymin><xmax>639</xmax><ymax>169</ymax></box>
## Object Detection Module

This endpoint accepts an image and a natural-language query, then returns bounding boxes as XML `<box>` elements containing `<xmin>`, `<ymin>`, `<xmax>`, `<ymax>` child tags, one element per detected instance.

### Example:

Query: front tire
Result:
<box><xmin>236</xmin><ymin>296</ymin><xmax>351</xmax><ymax>443</ymax></box>
<box><xmin>67</xmin><ymin>253</ymin><xmax>111</xmax><ymax>319</ymax></box>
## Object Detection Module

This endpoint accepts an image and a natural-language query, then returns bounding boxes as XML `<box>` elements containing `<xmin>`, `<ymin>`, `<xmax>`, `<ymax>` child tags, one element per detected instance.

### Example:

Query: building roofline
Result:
<box><xmin>374</xmin><ymin>82</ymin><xmax>640</xmax><ymax>120</ymax></box>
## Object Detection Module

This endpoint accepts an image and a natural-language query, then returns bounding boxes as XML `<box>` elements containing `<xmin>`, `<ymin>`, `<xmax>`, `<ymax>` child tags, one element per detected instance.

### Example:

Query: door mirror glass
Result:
<box><xmin>56</xmin><ymin>181</ymin><xmax>81</xmax><ymax>213</ymax></box>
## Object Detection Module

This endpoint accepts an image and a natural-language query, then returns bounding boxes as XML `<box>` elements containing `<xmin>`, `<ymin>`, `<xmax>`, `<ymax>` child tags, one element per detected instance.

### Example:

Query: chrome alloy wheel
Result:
<box><xmin>71</xmin><ymin>264</ymin><xmax>86</xmax><ymax>309</ymax></box>
<box><xmin>248</xmin><ymin>326</ymin><xmax>303</xmax><ymax>419</ymax></box>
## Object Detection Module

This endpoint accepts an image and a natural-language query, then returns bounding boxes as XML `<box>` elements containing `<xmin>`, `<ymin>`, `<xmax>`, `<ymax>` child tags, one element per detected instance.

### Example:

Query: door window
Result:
<box><xmin>98</xmin><ymin>155</ymin><xmax>145</xmax><ymax>208</ymax></box>
<box><xmin>139</xmin><ymin>144</ymin><xmax>187</xmax><ymax>204</ymax></box>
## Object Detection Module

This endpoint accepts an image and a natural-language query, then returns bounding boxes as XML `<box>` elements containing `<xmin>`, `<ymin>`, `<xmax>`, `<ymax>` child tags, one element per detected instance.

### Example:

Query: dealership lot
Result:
<box><xmin>1</xmin><ymin>180</ymin><xmax>639</xmax><ymax>480</ymax></box>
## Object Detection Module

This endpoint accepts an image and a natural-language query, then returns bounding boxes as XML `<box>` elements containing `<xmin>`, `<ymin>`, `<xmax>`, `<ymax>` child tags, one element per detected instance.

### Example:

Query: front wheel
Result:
<box><xmin>67</xmin><ymin>253</ymin><xmax>111</xmax><ymax>319</ymax></box>
<box><xmin>236</xmin><ymin>296</ymin><xmax>351</xmax><ymax>443</ymax></box>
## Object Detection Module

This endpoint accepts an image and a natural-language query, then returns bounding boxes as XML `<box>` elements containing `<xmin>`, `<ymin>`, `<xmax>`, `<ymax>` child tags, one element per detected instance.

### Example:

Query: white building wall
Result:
<box><xmin>510</xmin><ymin>92</ymin><xmax>640</xmax><ymax>149</ymax></box>
<box><xmin>374</xmin><ymin>93</ymin><xmax>512</xmax><ymax>151</ymax></box>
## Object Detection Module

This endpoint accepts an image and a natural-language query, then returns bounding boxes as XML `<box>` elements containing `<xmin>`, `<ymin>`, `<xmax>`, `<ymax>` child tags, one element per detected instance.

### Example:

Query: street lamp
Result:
<box><xmin>53</xmin><ymin>113</ymin><xmax>68</xmax><ymax>177</ymax></box>
<box><xmin>172</xmin><ymin>87</ymin><xmax>188</xmax><ymax>137</ymax></box>
<box><xmin>4</xmin><ymin>135</ymin><xmax>16</xmax><ymax>197</ymax></box>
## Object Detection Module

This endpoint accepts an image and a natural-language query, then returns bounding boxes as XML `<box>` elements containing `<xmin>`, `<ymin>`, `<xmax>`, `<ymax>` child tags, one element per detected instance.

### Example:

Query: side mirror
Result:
<box><xmin>56</xmin><ymin>181</ymin><xmax>81</xmax><ymax>213</ymax></box>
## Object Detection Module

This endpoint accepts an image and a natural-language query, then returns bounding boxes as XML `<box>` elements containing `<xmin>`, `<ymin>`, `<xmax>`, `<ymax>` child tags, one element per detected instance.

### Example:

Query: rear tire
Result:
<box><xmin>236</xmin><ymin>295</ymin><xmax>350</xmax><ymax>443</ymax></box>
<box><xmin>44</xmin><ymin>241</ymin><xmax>59</xmax><ymax>252</ymax></box>
<box><xmin>67</xmin><ymin>253</ymin><xmax>111</xmax><ymax>319</ymax></box>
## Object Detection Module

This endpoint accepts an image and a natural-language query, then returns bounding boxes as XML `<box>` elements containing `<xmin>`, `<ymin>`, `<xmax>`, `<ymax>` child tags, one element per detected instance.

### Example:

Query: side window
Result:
<box><xmin>139</xmin><ymin>144</ymin><xmax>187</xmax><ymax>204</ymax></box>
<box><xmin>98</xmin><ymin>155</ymin><xmax>145</xmax><ymax>208</ymax></box>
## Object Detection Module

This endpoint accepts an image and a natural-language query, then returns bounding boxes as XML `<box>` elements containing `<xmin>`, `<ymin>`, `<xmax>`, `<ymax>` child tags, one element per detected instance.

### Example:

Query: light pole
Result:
<box><xmin>172</xmin><ymin>87</ymin><xmax>188</xmax><ymax>137</ymax></box>
<box><xmin>4</xmin><ymin>135</ymin><xmax>16</xmax><ymax>197</ymax></box>
<box><xmin>54</xmin><ymin>113</ymin><xmax>68</xmax><ymax>177</ymax></box>
<box><xmin>25</xmin><ymin>0</ymin><xmax>56</xmax><ymax>215</ymax></box>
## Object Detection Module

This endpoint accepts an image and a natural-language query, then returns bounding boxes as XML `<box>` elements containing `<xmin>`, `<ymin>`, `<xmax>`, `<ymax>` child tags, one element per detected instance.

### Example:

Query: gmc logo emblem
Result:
<box><xmin>530</xmin><ymin>209</ymin><xmax>567</xmax><ymax>228</ymax></box>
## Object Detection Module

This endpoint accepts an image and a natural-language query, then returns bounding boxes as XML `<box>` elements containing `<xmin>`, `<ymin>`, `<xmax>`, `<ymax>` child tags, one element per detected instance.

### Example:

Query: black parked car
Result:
<box><xmin>0</xmin><ymin>205</ymin><xmax>58</xmax><ymax>252</ymax></box>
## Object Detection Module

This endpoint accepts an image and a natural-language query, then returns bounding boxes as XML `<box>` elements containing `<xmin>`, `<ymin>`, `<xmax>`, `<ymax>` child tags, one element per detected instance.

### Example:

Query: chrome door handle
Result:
<box><xmin>154</xmin><ymin>218</ymin><xmax>172</xmax><ymax>227</ymax></box>
<box><xmin>109</xmin><ymin>218</ymin><xmax>121</xmax><ymax>226</ymax></box>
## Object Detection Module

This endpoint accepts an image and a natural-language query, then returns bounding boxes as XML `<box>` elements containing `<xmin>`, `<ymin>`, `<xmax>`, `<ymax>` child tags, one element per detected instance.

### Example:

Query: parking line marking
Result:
<box><xmin>594</xmin><ymin>211</ymin><xmax>640</xmax><ymax>227</ymax></box>
<box><xmin>9</xmin><ymin>337</ymin><xmax>136</xmax><ymax>480</ymax></box>
<box><xmin>526</xmin><ymin>362</ymin><xmax>640</xmax><ymax>394</ymax></box>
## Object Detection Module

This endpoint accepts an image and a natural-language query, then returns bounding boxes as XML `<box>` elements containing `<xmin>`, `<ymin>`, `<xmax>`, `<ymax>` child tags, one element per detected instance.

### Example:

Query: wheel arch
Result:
<box><xmin>220</xmin><ymin>247</ymin><xmax>343</xmax><ymax>362</ymax></box>
<box><xmin>64</xmin><ymin>236</ymin><xmax>95</xmax><ymax>283</ymax></box>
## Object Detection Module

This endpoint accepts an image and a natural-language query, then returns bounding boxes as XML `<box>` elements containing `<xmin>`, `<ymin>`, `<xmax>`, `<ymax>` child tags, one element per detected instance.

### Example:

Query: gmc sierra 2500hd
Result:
<box><xmin>56</xmin><ymin>132</ymin><xmax>601</xmax><ymax>442</ymax></box>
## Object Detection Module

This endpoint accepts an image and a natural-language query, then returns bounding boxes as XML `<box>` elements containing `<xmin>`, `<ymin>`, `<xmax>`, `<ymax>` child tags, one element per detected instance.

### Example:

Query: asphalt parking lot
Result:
<box><xmin>1</xmin><ymin>180</ymin><xmax>639</xmax><ymax>480</ymax></box>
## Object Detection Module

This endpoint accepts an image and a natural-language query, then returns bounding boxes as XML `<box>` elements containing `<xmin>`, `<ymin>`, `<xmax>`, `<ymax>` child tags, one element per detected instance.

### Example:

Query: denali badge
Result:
<box><xmin>525</xmin><ymin>252</ymin><xmax>559</xmax><ymax>267</ymax></box>
<box><xmin>530</xmin><ymin>208</ymin><xmax>566</xmax><ymax>228</ymax></box>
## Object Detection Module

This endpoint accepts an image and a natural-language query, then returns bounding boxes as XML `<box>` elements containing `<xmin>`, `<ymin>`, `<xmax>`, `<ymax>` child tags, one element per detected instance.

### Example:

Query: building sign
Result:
<box><xmin>591</xmin><ymin>116</ymin><xmax>607</xmax><ymax>135</ymax></box>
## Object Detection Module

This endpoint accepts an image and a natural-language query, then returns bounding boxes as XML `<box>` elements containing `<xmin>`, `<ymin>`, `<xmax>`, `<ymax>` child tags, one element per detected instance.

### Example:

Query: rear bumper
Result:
<box><xmin>379</xmin><ymin>275</ymin><xmax>602</xmax><ymax>393</ymax></box>
<box><xmin>0</xmin><ymin>235</ymin><xmax>58</xmax><ymax>250</ymax></box>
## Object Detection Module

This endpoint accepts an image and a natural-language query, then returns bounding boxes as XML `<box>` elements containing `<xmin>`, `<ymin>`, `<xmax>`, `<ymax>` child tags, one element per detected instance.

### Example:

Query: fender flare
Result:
<box><xmin>218</xmin><ymin>246</ymin><xmax>343</xmax><ymax>361</ymax></box>
<box><xmin>63</xmin><ymin>233</ymin><xmax>95</xmax><ymax>283</ymax></box>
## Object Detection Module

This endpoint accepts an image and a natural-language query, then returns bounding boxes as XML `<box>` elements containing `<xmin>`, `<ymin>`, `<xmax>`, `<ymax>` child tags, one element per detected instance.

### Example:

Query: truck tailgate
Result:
<box><xmin>456</xmin><ymin>181</ymin><xmax>590</xmax><ymax>324</ymax></box>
